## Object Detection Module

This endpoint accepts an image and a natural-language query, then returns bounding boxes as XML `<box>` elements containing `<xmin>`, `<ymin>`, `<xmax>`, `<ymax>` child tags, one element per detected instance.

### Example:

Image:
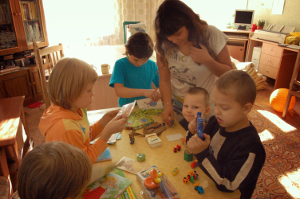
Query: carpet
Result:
<box><xmin>249</xmin><ymin>105</ymin><xmax>300</xmax><ymax>199</ymax></box>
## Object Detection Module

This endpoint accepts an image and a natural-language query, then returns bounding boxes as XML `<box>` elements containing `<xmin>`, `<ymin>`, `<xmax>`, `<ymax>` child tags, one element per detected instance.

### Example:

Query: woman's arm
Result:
<box><xmin>114</xmin><ymin>83</ymin><xmax>160</xmax><ymax>101</ymax></box>
<box><xmin>157</xmin><ymin>53</ymin><xmax>174</xmax><ymax>125</ymax></box>
<box><xmin>190</xmin><ymin>44</ymin><xmax>233</xmax><ymax>77</ymax></box>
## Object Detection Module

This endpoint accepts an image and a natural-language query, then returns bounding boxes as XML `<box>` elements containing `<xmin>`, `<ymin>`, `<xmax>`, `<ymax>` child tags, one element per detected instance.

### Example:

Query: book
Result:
<box><xmin>145</xmin><ymin>133</ymin><xmax>162</xmax><ymax>148</ymax></box>
<box><xmin>124</xmin><ymin>111</ymin><xmax>154</xmax><ymax>130</ymax></box>
<box><xmin>95</xmin><ymin>147</ymin><xmax>111</xmax><ymax>162</ymax></box>
<box><xmin>115</xmin><ymin>157</ymin><xmax>148</xmax><ymax>174</ymax></box>
<box><xmin>137</xmin><ymin>165</ymin><xmax>181</xmax><ymax>199</ymax></box>
<box><xmin>81</xmin><ymin>169</ymin><xmax>132</xmax><ymax>199</ymax></box>
<box><xmin>114</xmin><ymin>169</ymin><xmax>138</xmax><ymax>199</ymax></box>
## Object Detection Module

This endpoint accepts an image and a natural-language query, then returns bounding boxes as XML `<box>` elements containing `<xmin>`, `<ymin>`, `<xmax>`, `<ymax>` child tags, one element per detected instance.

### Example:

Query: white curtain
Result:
<box><xmin>43</xmin><ymin>0</ymin><xmax>163</xmax><ymax>47</ymax></box>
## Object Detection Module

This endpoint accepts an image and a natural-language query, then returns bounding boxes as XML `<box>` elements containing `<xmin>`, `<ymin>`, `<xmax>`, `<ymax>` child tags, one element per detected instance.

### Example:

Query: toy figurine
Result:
<box><xmin>129</xmin><ymin>130</ymin><xmax>135</xmax><ymax>144</ymax></box>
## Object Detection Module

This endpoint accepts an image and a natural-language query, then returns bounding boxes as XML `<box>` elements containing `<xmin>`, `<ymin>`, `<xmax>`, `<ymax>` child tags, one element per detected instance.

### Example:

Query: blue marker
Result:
<box><xmin>197</xmin><ymin>112</ymin><xmax>204</xmax><ymax>140</ymax></box>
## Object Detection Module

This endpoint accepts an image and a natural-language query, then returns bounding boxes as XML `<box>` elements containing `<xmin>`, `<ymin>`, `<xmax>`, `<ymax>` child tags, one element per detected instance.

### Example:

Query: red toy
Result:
<box><xmin>173</xmin><ymin>145</ymin><xmax>181</xmax><ymax>153</ymax></box>
<box><xmin>191</xmin><ymin>161</ymin><xmax>197</xmax><ymax>168</ymax></box>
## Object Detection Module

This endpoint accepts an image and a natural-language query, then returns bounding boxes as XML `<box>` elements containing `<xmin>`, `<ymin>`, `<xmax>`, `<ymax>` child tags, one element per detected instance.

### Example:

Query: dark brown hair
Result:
<box><xmin>125</xmin><ymin>32</ymin><xmax>154</xmax><ymax>59</ymax></box>
<box><xmin>18</xmin><ymin>142</ymin><xmax>92</xmax><ymax>199</ymax></box>
<box><xmin>186</xmin><ymin>87</ymin><xmax>210</xmax><ymax>107</ymax></box>
<box><xmin>154</xmin><ymin>0</ymin><xmax>215</xmax><ymax>63</ymax></box>
<box><xmin>215</xmin><ymin>70</ymin><xmax>256</xmax><ymax>106</ymax></box>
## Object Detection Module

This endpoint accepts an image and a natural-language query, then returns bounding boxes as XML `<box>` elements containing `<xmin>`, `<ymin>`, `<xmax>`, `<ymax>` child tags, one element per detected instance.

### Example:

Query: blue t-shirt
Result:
<box><xmin>109</xmin><ymin>57</ymin><xmax>160</xmax><ymax>107</ymax></box>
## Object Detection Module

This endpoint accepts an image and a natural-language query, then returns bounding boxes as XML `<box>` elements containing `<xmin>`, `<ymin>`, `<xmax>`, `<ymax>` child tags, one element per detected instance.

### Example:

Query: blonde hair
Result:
<box><xmin>215</xmin><ymin>70</ymin><xmax>256</xmax><ymax>106</ymax></box>
<box><xmin>18</xmin><ymin>142</ymin><xmax>92</xmax><ymax>199</ymax></box>
<box><xmin>48</xmin><ymin>57</ymin><xmax>98</xmax><ymax>109</ymax></box>
<box><xmin>186</xmin><ymin>87</ymin><xmax>210</xmax><ymax>108</ymax></box>
<box><xmin>103</xmin><ymin>176</ymin><xmax>117</xmax><ymax>184</ymax></box>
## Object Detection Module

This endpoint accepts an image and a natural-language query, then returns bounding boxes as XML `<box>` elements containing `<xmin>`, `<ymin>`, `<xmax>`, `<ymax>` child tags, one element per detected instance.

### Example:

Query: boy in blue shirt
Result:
<box><xmin>109</xmin><ymin>32</ymin><xmax>160</xmax><ymax>106</ymax></box>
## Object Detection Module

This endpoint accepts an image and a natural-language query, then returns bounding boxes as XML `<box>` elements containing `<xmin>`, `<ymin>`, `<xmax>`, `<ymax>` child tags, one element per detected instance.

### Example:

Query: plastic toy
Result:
<box><xmin>191</xmin><ymin>161</ymin><xmax>197</xmax><ymax>168</ymax></box>
<box><xmin>183</xmin><ymin>177</ymin><xmax>189</xmax><ymax>183</ymax></box>
<box><xmin>129</xmin><ymin>130</ymin><xmax>135</xmax><ymax>144</ymax></box>
<box><xmin>195</xmin><ymin>186</ymin><xmax>204</xmax><ymax>194</ymax></box>
<box><xmin>173</xmin><ymin>145</ymin><xmax>181</xmax><ymax>153</ymax></box>
<box><xmin>171</xmin><ymin>167</ymin><xmax>179</xmax><ymax>176</ymax></box>
<box><xmin>184</xmin><ymin>149</ymin><xmax>193</xmax><ymax>161</ymax></box>
<box><xmin>270</xmin><ymin>88</ymin><xmax>296</xmax><ymax>112</ymax></box>
<box><xmin>137</xmin><ymin>153</ymin><xmax>145</xmax><ymax>162</ymax></box>
<box><xmin>144</xmin><ymin>169</ymin><xmax>162</xmax><ymax>189</ymax></box>
<box><xmin>197</xmin><ymin>112</ymin><xmax>204</xmax><ymax>140</ymax></box>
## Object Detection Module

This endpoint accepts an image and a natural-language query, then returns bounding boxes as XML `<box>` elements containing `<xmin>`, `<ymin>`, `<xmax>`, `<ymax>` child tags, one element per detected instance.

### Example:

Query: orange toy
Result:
<box><xmin>144</xmin><ymin>169</ymin><xmax>162</xmax><ymax>189</ymax></box>
<box><xmin>270</xmin><ymin>88</ymin><xmax>296</xmax><ymax>112</ymax></box>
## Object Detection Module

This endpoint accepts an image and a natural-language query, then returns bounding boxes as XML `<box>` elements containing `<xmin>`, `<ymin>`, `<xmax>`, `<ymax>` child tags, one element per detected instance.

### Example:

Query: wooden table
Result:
<box><xmin>0</xmin><ymin>96</ymin><xmax>29</xmax><ymax>193</ymax></box>
<box><xmin>87</xmin><ymin>108</ymin><xmax>240</xmax><ymax>199</ymax></box>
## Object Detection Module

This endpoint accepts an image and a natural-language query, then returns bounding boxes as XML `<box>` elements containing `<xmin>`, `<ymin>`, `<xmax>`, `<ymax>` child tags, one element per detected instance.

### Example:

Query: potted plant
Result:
<box><xmin>257</xmin><ymin>20</ymin><xmax>265</xmax><ymax>30</ymax></box>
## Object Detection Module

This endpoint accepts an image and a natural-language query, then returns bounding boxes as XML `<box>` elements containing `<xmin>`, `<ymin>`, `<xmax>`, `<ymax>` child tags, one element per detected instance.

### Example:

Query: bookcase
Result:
<box><xmin>0</xmin><ymin>0</ymin><xmax>48</xmax><ymax>56</ymax></box>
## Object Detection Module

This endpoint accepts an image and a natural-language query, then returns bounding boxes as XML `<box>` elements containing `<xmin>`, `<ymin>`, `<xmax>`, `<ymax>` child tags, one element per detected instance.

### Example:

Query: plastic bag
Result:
<box><xmin>285</xmin><ymin>32</ymin><xmax>300</xmax><ymax>45</ymax></box>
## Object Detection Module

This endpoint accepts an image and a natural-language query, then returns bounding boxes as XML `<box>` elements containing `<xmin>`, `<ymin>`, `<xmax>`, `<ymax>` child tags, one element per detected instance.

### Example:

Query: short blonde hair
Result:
<box><xmin>18</xmin><ymin>142</ymin><xmax>92</xmax><ymax>199</ymax></box>
<box><xmin>48</xmin><ymin>57</ymin><xmax>98</xmax><ymax>109</ymax></box>
<box><xmin>215</xmin><ymin>70</ymin><xmax>256</xmax><ymax>106</ymax></box>
<box><xmin>186</xmin><ymin>87</ymin><xmax>210</xmax><ymax>108</ymax></box>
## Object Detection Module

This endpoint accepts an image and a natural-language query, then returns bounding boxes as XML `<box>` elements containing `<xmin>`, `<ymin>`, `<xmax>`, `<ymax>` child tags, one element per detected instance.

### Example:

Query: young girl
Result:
<box><xmin>15</xmin><ymin>142</ymin><xmax>92</xmax><ymax>199</ymax></box>
<box><xmin>154</xmin><ymin>0</ymin><xmax>233</xmax><ymax>127</ymax></box>
<box><xmin>39</xmin><ymin>58</ymin><xmax>127</xmax><ymax>164</ymax></box>
<box><xmin>109</xmin><ymin>32</ymin><xmax>160</xmax><ymax>107</ymax></box>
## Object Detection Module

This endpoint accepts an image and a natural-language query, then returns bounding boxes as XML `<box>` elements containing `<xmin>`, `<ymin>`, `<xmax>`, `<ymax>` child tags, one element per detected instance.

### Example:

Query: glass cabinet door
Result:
<box><xmin>0</xmin><ymin>0</ymin><xmax>18</xmax><ymax>50</ymax></box>
<box><xmin>19</xmin><ymin>0</ymin><xmax>44</xmax><ymax>44</ymax></box>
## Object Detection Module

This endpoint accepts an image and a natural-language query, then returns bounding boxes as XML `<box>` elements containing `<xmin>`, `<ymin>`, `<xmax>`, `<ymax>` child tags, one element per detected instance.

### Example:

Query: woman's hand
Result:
<box><xmin>162</xmin><ymin>103</ymin><xmax>174</xmax><ymax>126</ymax></box>
<box><xmin>100</xmin><ymin>109</ymin><xmax>120</xmax><ymax>128</ymax></box>
<box><xmin>187</xmin><ymin>133</ymin><xmax>211</xmax><ymax>154</ymax></box>
<box><xmin>190</xmin><ymin>44</ymin><xmax>213</xmax><ymax>65</ymax></box>
<box><xmin>144</xmin><ymin>89</ymin><xmax>161</xmax><ymax>101</ymax></box>
<box><xmin>100</xmin><ymin>114</ymin><xmax>128</xmax><ymax>142</ymax></box>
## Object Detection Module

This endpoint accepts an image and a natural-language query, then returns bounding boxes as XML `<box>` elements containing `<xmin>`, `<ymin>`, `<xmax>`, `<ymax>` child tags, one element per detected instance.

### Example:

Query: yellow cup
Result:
<box><xmin>101</xmin><ymin>64</ymin><xmax>110</xmax><ymax>74</ymax></box>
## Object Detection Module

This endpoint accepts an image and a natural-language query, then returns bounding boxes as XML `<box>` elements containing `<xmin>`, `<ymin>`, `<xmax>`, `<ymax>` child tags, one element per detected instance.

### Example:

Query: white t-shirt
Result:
<box><xmin>166</xmin><ymin>25</ymin><xmax>229</xmax><ymax>118</ymax></box>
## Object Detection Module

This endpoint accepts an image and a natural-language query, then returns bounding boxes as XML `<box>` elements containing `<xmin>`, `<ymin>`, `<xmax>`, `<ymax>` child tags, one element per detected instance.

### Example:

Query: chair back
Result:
<box><xmin>33</xmin><ymin>41</ymin><xmax>64</xmax><ymax>109</ymax></box>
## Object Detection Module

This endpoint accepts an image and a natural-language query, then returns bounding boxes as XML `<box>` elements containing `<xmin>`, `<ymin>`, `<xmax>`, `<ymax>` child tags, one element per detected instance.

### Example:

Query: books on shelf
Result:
<box><xmin>21</xmin><ymin>2</ymin><xmax>37</xmax><ymax>20</ymax></box>
<box><xmin>81</xmin><ymin>169</ymin><xmax>133</xmax><ymax>199</ymax></box>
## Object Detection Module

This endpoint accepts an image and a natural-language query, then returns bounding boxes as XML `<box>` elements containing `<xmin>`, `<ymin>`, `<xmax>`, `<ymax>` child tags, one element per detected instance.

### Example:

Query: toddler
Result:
<box><xmin>187</xmin><ymin>70</ymin><xmax>266</xmax><ymax>199</ymax></box>
<box><xmin>39</xmin><ymin>58</ymin><xmax>127</xmax><ymax>164</ymax></box>
<box><xmin>182</xmin><ymin>87</ymin><xmax>210</xmax><ymax>130</ymax></box>
<box><xmin>109</xmin><ymin>32</ymin><xmax>160</xmax><ymax>106</ymax></box>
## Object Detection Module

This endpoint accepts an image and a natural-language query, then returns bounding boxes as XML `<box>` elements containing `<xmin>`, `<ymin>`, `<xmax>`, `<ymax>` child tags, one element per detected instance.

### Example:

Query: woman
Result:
<box><xmin>155</xmin><ymin>0</ymin><xmax>233</xmax><ymax>127</ymax></box>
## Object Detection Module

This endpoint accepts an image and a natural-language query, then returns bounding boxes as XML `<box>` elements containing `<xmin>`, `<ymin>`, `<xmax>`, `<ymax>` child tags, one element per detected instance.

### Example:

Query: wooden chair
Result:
<box><xmin>282</xmin><ymin>52</ymin><xmax>300</xmax><ymax>118</ymax></box>
<box><xmin>33</xmin><ymin>41</ymin><xmax>64</xmax><ymax>109</ymax></box>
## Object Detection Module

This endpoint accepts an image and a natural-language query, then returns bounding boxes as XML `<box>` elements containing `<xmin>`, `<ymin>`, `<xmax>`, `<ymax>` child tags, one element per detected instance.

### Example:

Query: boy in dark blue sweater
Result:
<box><xmin>187</xmin><ymin>70</ymin><xmax>266</xmax><ymax>199</ymax></box>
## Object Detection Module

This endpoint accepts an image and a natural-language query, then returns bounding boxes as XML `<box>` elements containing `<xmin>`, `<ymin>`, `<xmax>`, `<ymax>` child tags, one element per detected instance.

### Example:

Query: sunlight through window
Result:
<box><xmin>258</xmin><ymin>129</ymin><xmax>274</xmax><ymax>142</ymax></box>
<box><xmin>257</xmin><ymin>110</ymin><xmax>296</xmax><ymax>133</ymax></box>
<box><xmin>279</xmin><ymin>174</ymin><xmax>300</xmax><ymax>198</ymax></box>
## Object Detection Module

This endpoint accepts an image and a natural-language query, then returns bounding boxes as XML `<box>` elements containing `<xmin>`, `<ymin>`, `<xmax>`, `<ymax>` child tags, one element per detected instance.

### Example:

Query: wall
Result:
<box><xmin>248</xmin><ymin>0</ymin><xmax>300</xmax><ymax>32</ymax></box>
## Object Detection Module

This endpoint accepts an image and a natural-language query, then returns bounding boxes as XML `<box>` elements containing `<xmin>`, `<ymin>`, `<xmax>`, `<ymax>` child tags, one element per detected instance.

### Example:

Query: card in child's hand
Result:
<box><xmin>120</xmin><ymin>100</ymin><xmax>136</xmax><ymax>118</ymax></box>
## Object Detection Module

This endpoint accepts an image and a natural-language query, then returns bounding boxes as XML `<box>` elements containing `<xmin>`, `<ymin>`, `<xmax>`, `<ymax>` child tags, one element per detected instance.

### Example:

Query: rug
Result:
<box><xmin>249</xmin><ymin>105</ymin><xmax>300</xmax><ymax>199</ymax></box>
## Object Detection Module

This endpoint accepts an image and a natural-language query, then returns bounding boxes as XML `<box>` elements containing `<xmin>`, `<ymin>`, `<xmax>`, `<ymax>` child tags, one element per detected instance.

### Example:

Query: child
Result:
<box><xmin>109</xmin><ymin>32</ymin><xmax>160</xmax><ymax>107</ymax></box>
<box><xmin>15</xmin><ymin>142</ymin><xmax>92</xmax><ymax>199</ymax></box>
<box><xmin>186</xmin><ymin>70</ymin><xmax>266</xmax><ymax>199</ymax></box>
<box><xmin>39</xmin><ymin>58</ymin><xmax>128</xmax><ymax>164</ymax></box>
<box><xmin>181</xmin><ymin>87</ymin><xmax>210</xmax><ymax>130</ymax></box>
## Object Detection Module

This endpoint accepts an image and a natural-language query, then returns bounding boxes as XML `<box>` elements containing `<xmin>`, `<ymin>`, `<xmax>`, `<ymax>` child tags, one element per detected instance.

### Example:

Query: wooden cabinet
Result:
<box><xmin>0</xmin><ymin>0</ymin><xmax>48</xmax><ymax>56</ymax></box>
<box><xmin>0</xmin><ymin>65</ymin><xmax>42</xmax><ymax>104</ymax></box>
<box><xmin>258</xmin><ymin>43</ymin><xmax>283</xmax><ymax>79</ymax></box>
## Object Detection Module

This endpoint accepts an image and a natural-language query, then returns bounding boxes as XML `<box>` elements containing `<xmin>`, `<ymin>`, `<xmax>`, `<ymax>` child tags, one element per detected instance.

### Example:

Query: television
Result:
<box><xmin>233</xmin><ymin>10</ymin><xmax>255</xmax><ymax>30</ymax></box>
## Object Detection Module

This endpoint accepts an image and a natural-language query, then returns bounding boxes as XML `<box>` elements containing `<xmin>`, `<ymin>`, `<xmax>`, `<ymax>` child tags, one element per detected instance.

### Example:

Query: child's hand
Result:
<box><xmin>188</xmin><ymin>117</ymin><xmax>197</xmax><ymax>134</ymax></box>
<box><xmin>145</xmin><ymin>89</ymin><xmax>161</xmax><ymax>101</ymax></box>
<box><xmin>187</xmin><ymin>133</ymin><xmax>210</xmax><ymax>154</ymax></box>
<box><xmin>100</xmin><ymin>114</ymin><xmax>128</xmax><ymax>142</ymax></box>
<box><xmin>100</xmin><ymin>109</ymin><xmax>120</xmax><ymax>128</ymax></box>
